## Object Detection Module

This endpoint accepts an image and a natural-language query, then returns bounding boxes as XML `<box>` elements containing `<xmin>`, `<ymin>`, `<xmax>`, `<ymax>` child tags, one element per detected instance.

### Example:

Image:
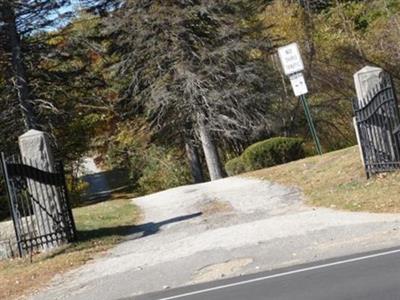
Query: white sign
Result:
<box><xmin>289</xmin><ymin>73</ymin><xmax>308</xmax><ymax>96</ymax></box>
<box><xmin>278</xmin><ymin>43</ymin><xmax>304</xmax><ymax>76</ymax></box>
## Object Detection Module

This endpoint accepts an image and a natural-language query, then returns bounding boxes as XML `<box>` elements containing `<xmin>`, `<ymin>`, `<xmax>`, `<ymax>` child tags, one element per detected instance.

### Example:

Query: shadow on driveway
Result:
<box><xmin>78</xmin><ymin>212</ymin><xmax>203</xmax><ymax>242</ymax></box>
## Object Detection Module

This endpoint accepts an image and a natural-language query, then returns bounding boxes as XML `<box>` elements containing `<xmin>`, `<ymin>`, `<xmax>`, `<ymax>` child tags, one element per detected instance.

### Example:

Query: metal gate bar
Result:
<box><xmin>0</xmin><ymin>153</ymin><xmax>76</xmax><ymax>257</ymax></box>
<box><xmin>353</xmin><ymin>74</ymin><xmax>400</xmax><ymax>178</ymax></box>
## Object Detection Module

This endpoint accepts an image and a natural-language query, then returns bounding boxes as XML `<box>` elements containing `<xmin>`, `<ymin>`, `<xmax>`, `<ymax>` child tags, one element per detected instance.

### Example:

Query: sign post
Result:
<box><xmin>278</xmin><ymin>43</ymin><xmax>322</xmax><ymax>155</ymax></box>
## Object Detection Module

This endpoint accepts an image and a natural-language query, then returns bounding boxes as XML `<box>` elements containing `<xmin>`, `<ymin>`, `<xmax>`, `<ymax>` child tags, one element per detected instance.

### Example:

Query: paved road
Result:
<box><xmin>31</xmin><ymin>178</ymin><xmax>400</xmax><ymax>300</ymax></box>
<box><xmin>132</xmin><ymin>248</ymin><xmax>400</xmax><ymax>300</ymax></box>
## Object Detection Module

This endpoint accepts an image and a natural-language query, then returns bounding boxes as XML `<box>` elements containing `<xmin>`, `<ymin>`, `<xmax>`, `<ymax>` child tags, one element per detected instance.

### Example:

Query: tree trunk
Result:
<box><xmin>185</xmin><ymin>138</ymin><xmax>205</xmax><ymax>184</ymax></box>
<box><xmin>3</xmin><ymin>3</ymin><xmax>37</xmax><ymax>130</ymax></box>
<box><xmin>198</xmin><ymin>118</ymin><xmax>224</xmax><ymax>181</ymax></box>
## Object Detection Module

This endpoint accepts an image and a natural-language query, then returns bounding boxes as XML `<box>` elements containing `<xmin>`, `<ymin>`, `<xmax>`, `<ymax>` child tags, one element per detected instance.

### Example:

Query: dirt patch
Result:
<box><xmin>199</xmin><ymin>199</ymin><xmax>235</xmax><ymax>217</ymax></box>
<box><xmin>191</xmin><ymin>257</ymin><xmax>253</xmax><ymax>284</ymax></box>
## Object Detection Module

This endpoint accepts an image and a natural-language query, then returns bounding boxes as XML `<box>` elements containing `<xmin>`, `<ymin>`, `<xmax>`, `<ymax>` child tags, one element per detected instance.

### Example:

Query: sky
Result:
<box><xmin>46</xmin><ymin>0</ymin><xmax>81</xmax><ymax>31</ymax></box>
<box><xmin>57</xmin><ymin>0</ymin><xmax>81</xmax><ymax>17</ymax></box>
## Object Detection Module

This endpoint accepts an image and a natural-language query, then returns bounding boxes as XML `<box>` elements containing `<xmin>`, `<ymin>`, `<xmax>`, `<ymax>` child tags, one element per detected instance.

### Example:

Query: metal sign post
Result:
<box><xmin>299</xmin><ymin>94</ymin><xmax>322</xmax><ymax>155</ymax></box>
<box><xmin>278</xmin><ymin>43</ymin><xmax>322</xmax><ymax>155</ymax></box>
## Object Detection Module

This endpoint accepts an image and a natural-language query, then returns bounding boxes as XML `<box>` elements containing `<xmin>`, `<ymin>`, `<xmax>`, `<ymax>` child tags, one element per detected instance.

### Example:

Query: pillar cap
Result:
<box><xmin>19</xmin><ymin>129</ymin><xmax>47</xmax><ymax>140</ymax></box>
<box><xmin>354</xmin><ymin>65</ymin><xmax>383</xmax><ymax>77</ymax></box>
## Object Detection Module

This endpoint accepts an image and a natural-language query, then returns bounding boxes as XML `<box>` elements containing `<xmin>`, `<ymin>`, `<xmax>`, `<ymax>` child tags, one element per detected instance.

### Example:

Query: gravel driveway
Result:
<box><xmin>31</xmin><ymin>177</ymin><xmax>400</xmax><ymax>300</ymax></box>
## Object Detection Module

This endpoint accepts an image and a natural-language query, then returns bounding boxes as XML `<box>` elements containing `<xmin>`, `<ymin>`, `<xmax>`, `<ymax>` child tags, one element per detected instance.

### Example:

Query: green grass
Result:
<box><xmin>0</xmin><ymin>193</ymin><xmax>140</xmax><ymax>300</ymax></box>
<box><xmin>247</xmin><ymin>146</ymin><xmax>400</xmax><ymax>213</ymax></box>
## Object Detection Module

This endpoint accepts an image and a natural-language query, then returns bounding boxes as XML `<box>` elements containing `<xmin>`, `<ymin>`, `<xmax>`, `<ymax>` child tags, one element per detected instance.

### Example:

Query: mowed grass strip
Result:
<box><xmin>0</xmin><ymin>193</ymin><xmax>140</xmax><ymax>300</ymax></box>
<box><xmin>248</xmin><ymin>146</ymin><xmax>400</xmax><ymax>213</ymax></box>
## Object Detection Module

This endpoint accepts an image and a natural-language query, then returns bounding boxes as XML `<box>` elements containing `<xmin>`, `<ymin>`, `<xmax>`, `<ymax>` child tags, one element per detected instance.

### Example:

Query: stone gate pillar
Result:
<box><xmin>353</xmin><ymin>66</ymin><xmax>394</xmax><ymax>162</ymax></box>
<box><xmin>18</xmin><ymin>129</ymin><xmax>62</xmax><ymax>249</ymax></box>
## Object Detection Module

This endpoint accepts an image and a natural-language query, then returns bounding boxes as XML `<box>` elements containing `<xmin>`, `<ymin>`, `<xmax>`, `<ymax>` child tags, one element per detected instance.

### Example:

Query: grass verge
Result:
<box><xmin>247</xmin><ymin>146</ymin><xmax>400</xmax><ymax>213</ymax></box>
<box><xmin>0</xmin><ymin>193</ymin><xmax>140</xmax><ymax>300</ymax></box>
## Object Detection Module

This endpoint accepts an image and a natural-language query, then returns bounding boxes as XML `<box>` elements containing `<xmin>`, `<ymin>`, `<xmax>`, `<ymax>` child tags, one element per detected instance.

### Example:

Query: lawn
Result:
<box><xmin>248</xmin><ymin>146</ymin><xmax>400</xmax><ymax>213</ymax></box>
<box><xmin>0</xmin><ymin>193</ymin><xmax>140</xmax><ymax>300</ymax></box>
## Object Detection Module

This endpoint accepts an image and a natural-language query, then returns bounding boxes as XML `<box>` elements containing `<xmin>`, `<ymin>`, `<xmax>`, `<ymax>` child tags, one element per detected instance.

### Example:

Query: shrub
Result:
<box><xmin>105</xmin><ymin>122</ymin><xmax>151</xmax><ymax>187</ymax></box>
<box><xmin>225</xmin><ymin>157</ymin><xmax>247</xmax><ymax>176</ymax></box>
<box><xmin>138</xmin><ymin>145</ymin><xmax>191</xmax><ymax>195</ymax></box>
<box><xmin>242</xmin><ymin>137</ymin><xmax>305</xmax><ymax>171</ymax></box>
<box><xmin>105</xmin><ymin>122</ymin><xmax>191</xmax><ymax>195</ymax></box>
<box><xmin>225</xmin><ymin>137</ymin><xmax>305</xmax><ymax>176</ymax></box>
<box><xmin>66</xmin><ymin>175</ymin><xmax>90</xmax><ymax>207</ymax></box>
<box><xmin>106</xmin><ymin>140</ymin><xmax>145</xmax><ymax>185</ymax></box>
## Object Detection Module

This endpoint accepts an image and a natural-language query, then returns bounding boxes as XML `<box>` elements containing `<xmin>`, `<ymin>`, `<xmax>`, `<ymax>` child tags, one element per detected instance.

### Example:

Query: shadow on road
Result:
<box><xmin>78</xmin><ymin>212</ymin><xmax>203</xmax><ymax>242</ymax></box>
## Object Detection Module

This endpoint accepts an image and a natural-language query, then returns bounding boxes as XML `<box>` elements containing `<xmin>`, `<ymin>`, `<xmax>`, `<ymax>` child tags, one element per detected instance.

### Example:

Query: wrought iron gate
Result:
<box><xmin>353</xmin><ymin>74</ymin><xmax>400</xmax><ymax>178</ymax></box>
<box><xmin>0</xmin><ymin>153</ymin><xmax>76</xmax><ymax>257</ymax></box>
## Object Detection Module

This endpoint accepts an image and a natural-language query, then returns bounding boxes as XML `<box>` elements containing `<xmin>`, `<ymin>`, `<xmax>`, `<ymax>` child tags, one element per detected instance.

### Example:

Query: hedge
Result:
<box><xmin>225</xmin><ymin>137</ymin><xmax>305</xmax><ymax>176</ymax></box>
<box><xmin>225</xmin><ymin>157</ymin><xmax>247</xmax><ymax>177</ymax></box>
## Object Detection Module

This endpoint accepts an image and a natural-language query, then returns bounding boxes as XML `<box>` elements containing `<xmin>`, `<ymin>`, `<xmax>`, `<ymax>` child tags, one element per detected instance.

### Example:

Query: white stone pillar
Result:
<box><xmin>354</xmin><ymin>66</ymin><xmax>384</xmax><ymax>103</ymax></box>
<box><xmin>353</xmin><ymin>66</ymin><xmax>392</xmax><ymax>161</ymax></box>
<box><xmin>18</xmin><ymin>130</ymin><xmax>62</xmax><ymax>248</ymax></box>
<box><xmin>353</xmin><ymin>117</ymin><xmax>365</xmax><ymax>166</ymax></box>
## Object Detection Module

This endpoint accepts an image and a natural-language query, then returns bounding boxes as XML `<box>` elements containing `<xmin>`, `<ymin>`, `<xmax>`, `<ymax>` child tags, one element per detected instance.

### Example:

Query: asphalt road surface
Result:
<box><xmin>31</xmin><ymin>177</ymin><xmax>400</xmax><ymax>300</ymax></box>
<box><xmin>131</xmin><ymin>247</ymin><xmax>400</xmax><ymax>300</ymax></box>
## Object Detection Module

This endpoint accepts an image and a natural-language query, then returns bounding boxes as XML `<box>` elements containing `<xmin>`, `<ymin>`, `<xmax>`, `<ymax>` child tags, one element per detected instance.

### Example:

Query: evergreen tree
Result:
<box><xmin>0</xmin><ymin>0</ymin><xmax>70</xmax><ymax>131</ymax></box>
<box><xmin>96</xmin><ymin>0</ymin><xmax>274</xmax><ymax>180</ymax></box>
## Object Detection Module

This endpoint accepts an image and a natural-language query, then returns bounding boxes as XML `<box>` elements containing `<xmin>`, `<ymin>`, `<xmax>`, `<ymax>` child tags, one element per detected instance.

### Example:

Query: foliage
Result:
<box><xmin>105</xmin><ymin>120</ymin><xmax>151</xmax><ymax>185</ymax></box>
<box><xmin>104</xmin><ymin>120</ymin><xmax>191</xmax><ymax>194</ymax></box>
<box><xmin>226</xmin><ymin>137</ymin><xmax>305</xmax><ymax>175</ymax></box>
<box><xmin>98</xmin><ymin>1</ymin><xmax>276</xmax><ymax>167</ymax></box>
<box><xmin>242</xmin><ymin>137</ymin><xmax>305</xmax><ymax>171</ymax></box>
<box><xmin>66</xmin><ymin>175</ymin><xmax>90</xmax><ymax>207</ymax></box>
<box><xmin>106</xmin><ymin>141</ymin><xmax>146</xmax><ymax>186</ymax></box>
<box><xmin>0</xmin><ymin>3</ymin><xmax>110</xmax><ymax>175</ymax></box>
<box><xmin>262</xmin><ymin>0</ymin><xmax>400</xmax><ymax>152</ymax></box>
<box><xmin>107</xmin><ymin>141</ymin><xmax>191</xmax><ymax>196</ymax></box>
<box><xmin>138</xmin><ymin>145</ymin><xmax>191</xmax><ymax>195</ymax></box>
<box><xmin>0</xmin><ymin>0</ymin><xmax>74</xmax><ymax>132</ymax></box>
<box><xmin>225</xmin><ymin>157</ymin><xmax>247</xmax><ymax>177</ymax></box>
<box><xmin>3</xmin><ymin>0</ymin><xmax>400</xmax><ymax>195</ymax></box>
<box><xmin>262</xmin><ymin>2</ymin><xmax>356</xmax><ymax>151</ymax></box>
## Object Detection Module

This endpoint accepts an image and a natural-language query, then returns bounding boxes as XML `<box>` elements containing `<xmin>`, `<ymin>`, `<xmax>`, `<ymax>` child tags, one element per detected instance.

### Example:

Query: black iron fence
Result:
<box><xmin>353</xmin><ymin>74</ymin><xmax>400</xmax><ymax>178</ymax></box>
<box><xmin>0</xmin><ymin>153</ymin><xmax>76</xmax><ymax>257</ymax></box>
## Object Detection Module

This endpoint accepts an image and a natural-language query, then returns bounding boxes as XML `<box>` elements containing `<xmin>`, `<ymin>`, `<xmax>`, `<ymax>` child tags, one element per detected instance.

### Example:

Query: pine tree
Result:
<box><xmin>94</xmin><ymin>0</ymin><xmax>274</xmax><ymax>180</ymax></box>
<box><xmin>0</xmin><ymin>0</ymin><xmax>70</xmax><ymax>130</ymax></box>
